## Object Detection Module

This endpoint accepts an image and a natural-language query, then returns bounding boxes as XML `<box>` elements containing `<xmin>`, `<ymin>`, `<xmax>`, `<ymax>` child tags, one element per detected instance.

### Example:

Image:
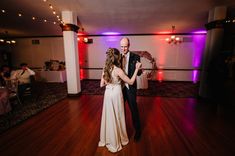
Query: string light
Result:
<box><xmin>42</xmin><ymin>0</ymin><xmax>65</xmax><ymax>24</ymax></box>
<box><xmin>49</xmin><ymin>4</ymin><xmax>53</xmax><ymax>9</ymax></box>
<box><xmin>1</xmin><ymin>10</ymin><xmax>57</xmax><ymax>24</ymax></box>
<box><xmin>0</xmin><ymin>1</ymin><xmax>64</xmax><ymax>27</ymax></box>
<box><xmin>225</xmin><ymin>19</ymin><xmax>235</xmax><ymax>23</ymax></box>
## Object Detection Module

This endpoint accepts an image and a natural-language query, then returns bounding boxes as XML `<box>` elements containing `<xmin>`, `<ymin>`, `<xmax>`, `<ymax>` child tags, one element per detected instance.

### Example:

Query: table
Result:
<box><xmin>36</xmin><ymin>70</ymin><xmax>67</xmax><ymax>83</ymax></box>
<box><xmin>0</xmin><ymin>87</ymin><xmax>11</xmax><ymax>115</ymax></box>
<box><xmin>137</xmin><ymin>72</ymin><xmax>148</xmax><ymax>89</ymax></box>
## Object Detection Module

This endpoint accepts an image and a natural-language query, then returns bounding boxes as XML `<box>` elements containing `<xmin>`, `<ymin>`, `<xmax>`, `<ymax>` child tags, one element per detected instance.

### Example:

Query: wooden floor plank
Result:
<box><xmin>0</xmin><ymin>95</ymin><xmax>234</xmax><ymax>156</ymax></box>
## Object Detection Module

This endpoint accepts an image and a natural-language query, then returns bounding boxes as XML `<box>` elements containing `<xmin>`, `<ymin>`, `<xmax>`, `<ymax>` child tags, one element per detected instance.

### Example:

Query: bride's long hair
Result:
<box><xmin>103</xmin><ymin>48</ymin><xmax>121</xmax><ymax>83</ymax></box>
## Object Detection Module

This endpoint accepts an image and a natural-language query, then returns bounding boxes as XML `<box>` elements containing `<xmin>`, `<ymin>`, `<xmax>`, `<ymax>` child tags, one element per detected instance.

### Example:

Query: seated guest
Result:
<box><xmin>11</xmin><ymin>63</ymin><xmax>35</xmax><ymax>98</ymax></box>
<box><xmin>0</xmin><ymin>65</ymin><xmax>12</xmax><ymax>86</ymax></box>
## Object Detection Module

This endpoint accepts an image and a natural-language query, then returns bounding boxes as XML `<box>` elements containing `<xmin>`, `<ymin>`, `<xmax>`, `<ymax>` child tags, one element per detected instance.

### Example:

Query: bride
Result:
<box><xmin>98</xmin><ymin>48</ymin><xmax>141</xmax><ymax>153</ymax></box>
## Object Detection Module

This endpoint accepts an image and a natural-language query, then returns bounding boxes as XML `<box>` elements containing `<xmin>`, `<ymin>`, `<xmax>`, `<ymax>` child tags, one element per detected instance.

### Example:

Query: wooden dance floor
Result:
<box><xmin>0</xmin><ymin>95</ymin><xmax>234</xmax><ymax>156</ymax></box>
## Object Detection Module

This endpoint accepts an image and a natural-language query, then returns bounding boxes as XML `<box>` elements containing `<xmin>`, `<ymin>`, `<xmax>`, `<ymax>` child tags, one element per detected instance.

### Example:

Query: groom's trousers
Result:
<box><xmin>123</xmin><ymin>86</ymin><xmax>141</xmax><ymax>133</ymax></box>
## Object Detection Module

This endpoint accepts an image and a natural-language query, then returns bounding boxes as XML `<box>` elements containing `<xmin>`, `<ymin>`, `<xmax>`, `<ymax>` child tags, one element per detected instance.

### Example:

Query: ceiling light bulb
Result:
<box><xmin>49</xmin><ymin>4</ymin><xmax>53</xmax><ymax>9</ymax></box>
<box><xmin>0</xmin><ymin>39</ymin><xmax>4</xmax><ymax>42</ymax></box>
<box><xmin>32</xmin><ymin>17</ymin><xmax>36</xmax><ymax>20</ymax></box>
<box><xmin>18</xmin><ymin>13</ymin><xmax>22</xmax><ymax>17</ymax></box>
<box><xmin>53</xmin><ymin>22</ymin><xmax>56</xmax><ymax>24</ymax></box>
<box><xmin>1</xmin><ymin>10</ymin><xmax>5</xmax><ymax>13</ymax></box>
<box><xmin>44</xmin><ymin>19</ymin><xmax>47</xmax><ymax>22</ymax></box>
<box><xmin>53</xmin><ymin>11</ymin><xmax>56</xmax><ymax>14</ymax></box>
<box><xmin>11</xmin><ymin>40</ymin><xmax>16</xmax><ymax>43</ymax></box>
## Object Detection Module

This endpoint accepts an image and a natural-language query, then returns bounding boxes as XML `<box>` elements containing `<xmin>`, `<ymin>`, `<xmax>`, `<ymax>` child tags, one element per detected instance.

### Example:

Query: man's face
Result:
<box><xmin>120</xmin><ymin>39</ymin><xmax>129</xmax><ymax>55</ymax></box>
<box><xmin>22</xmin><ymin>65</ymin><xmax>27</xmax><ymax>70</ymax></box>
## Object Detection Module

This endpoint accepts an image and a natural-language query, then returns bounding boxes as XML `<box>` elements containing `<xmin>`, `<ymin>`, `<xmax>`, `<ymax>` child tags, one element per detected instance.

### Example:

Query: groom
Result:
<box><xmin>120</xmin><ymin>37</ymin><xmax>142</xmax><ymax>142</ymax></box>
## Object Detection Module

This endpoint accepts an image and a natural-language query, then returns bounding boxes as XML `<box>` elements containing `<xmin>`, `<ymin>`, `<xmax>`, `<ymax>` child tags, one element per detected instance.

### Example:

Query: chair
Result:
<box><xmin>5</xmin><ymin>79</ymin><xmax>22</xmax><ymax>105</ymax></box>
<box><xmin>17</xmin><ymin>75</ymin><xmax>36</xmax><ymax>98</ymax></box>
<box><xmin>24</xmin><ymin>75</ymin><xmax>36</xmax><ymax>96</ymax></box>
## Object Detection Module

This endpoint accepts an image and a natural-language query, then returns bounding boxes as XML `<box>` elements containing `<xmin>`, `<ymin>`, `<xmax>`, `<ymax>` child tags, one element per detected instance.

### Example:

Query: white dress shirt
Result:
<box><xmin>123</xmin><ymin>52</ymin><xmax>130</xmax><ymax>89</ymax></box>
<box><xmin>12</xmin><ymin>68</ymin><xmax>35</xmax><ymax>84</ymax></box>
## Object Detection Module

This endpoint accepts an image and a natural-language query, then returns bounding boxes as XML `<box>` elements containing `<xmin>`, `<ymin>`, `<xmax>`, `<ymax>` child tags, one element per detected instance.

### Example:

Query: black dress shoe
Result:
<box><xmin>134</xmin><ymin>131</ymin><xmax>141</xmax><ymax>142</ymax></box>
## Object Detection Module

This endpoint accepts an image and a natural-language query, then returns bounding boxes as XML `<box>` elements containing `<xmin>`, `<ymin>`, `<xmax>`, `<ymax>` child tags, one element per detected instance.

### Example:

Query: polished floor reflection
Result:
<box><xmin>0</xmin><ymin>95</ymin><xmax>234</xmax><ymax>156</ymax></box>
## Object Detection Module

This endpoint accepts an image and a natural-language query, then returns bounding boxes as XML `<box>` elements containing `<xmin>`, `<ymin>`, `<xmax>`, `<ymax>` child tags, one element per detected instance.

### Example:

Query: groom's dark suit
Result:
<box><xmin>122</xmin><ymin>52</ymin><xmax>142</xmax><ymax>141</ymax></box>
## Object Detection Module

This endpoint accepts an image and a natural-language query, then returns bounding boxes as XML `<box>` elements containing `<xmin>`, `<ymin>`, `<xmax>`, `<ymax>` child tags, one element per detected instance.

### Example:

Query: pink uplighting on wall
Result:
<box><xmin>101</xmin><ymin>36</ymin><xmax>120</xmax><ymax>48</ymax></box>
<box><xmin>192</xmin><ymin>34</ymin><xmax>206</xmax><ymax>82</ymax></box>
<box><xmin>157</xmin><ymin>71</ymin><xmax>163</xmax><ymax>82</ymax></box>
<box><xmin>192</xmin><ymin>30</ymin><xmax>207</xmax><ymax>34</ymax></box>
<box><xmin>78</xmin><ymin>39</ymin><xmax>87</xmax><ymax>80</ymax></box>
<box><xmin>77</xmin><ymin>32</ymin><xmax>85</xmax><ymax>36</ymax></box>
<box><xmin>101</xmin><ymin>32</ymin><xmax>121</xmax><ymax>35</ymax></box>
<box><xmin>157</xmin><ymin>42</ymin><xmax>167</xmax><ymax>66</ymax></box>
<box><xmin>192</xmin><ymin>70</ymin><xmax>198</xmax><ymax>83</ymax></box>
<box><xmin>157</xmin><ymin>31</ymin><xmax>172</xmax><ymax>34</ymax></box>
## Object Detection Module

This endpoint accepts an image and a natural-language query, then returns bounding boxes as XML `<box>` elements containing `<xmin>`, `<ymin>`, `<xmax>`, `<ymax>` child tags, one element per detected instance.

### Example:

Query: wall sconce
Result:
<box><xmin>0</xmin><ymin>31</ymin><xmax>16</xmax><ymax>45</ymax></box>
<box><xmin>83</xmin><ymin>37</ymin><xmax>93</xmax><ymax>44</ymax></box>
<box><xmin>165</xmin><ymin>26</ymin><xmax>182</xmax><ymax>44</ymax></box>
<box><xmin>0</xmin><ymin>39</ymin><xmax>16</xmax><ymax>45</ymax></box>
<box><xmin>78</xmin><ymin>37</ymin><xmax>93</xmax><ymax>44</ymax></box>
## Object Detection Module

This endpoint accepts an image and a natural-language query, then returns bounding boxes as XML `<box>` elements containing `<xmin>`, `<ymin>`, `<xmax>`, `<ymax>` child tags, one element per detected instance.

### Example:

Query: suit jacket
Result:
<box><xmin>126</xmin><ymin>52</ymin><xmax>142</xmax><ymax>92</ymax></box>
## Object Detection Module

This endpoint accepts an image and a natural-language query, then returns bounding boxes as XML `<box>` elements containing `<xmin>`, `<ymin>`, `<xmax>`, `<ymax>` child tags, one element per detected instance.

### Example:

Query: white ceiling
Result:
<box><xmin>0</xmin><ymin>0</ymin><xmax>235</xmax><ymax>37</ymax></box>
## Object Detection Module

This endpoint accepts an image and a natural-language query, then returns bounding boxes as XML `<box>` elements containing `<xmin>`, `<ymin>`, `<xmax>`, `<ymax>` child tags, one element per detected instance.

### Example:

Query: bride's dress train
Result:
<box><xmin>98</xmin><ymin>66</ymin><xmax>129</xmax><ymax>153</ymax></box>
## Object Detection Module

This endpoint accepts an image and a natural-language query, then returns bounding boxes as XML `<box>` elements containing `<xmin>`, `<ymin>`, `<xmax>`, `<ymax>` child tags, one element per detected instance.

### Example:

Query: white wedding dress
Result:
<box><xmin>98</xmin><ymin>66</ymin><xmax>129</xmax><ymax>153</ymax></box>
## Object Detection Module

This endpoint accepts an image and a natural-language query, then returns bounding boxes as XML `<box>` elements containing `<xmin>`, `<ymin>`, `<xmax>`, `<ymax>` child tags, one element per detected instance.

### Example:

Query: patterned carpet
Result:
<box><xmin>0</xmin><ymin>82</ymin><xmax>67</xmax><ymax>134</ymax></box>
<box><xmin>81</xmin><ymin>80</ymin><xmax>199</xmax><ymax>98</ymax></box>
<box><xmin>0</xmin><ymin>80</ymin><xmax>198</xmax><ymax>134</ymax></box>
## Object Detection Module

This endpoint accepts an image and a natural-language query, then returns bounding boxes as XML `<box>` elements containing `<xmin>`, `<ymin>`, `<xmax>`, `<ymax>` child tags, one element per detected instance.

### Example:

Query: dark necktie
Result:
<box><xmin>122</xmin><ymin>55</ymin><xmax>127</xmax><ymax>72</ymax></box>
<box><xmin>21</xmin><ymin>70</ymin><xmax>25</xmax><ymax>75</ymax></box>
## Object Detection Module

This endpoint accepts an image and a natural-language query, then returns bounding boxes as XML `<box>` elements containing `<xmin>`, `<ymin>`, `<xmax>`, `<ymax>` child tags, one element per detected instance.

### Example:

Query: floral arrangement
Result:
<box><xmin>44</xmin><ymin>60</ymin><xmax>65</xmax><ymax>71</ymax></box>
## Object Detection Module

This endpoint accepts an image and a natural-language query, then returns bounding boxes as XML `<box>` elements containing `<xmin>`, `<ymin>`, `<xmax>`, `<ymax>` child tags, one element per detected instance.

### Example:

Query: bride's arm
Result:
<box><xmin>100</xmin><ymin>70</ymin><xmax>106</xmax><ymax>87</ymax></box>
<box><xmin>117</xmin><ymin>62</ymin><xmax>141</xmax><ymax>85</ymax></box>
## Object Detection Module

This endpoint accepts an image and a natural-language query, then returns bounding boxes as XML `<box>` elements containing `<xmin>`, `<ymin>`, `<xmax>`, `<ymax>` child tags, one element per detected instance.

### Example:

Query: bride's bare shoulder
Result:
<box><xmin>114</xmin><ymin>67</ymin><xmax>121</xmax><ymax>72</ymax></box>
<box><xmin>114</xmin><ymin>67</ymin><xmax>124</xmax><ymax>76</ymax></box>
